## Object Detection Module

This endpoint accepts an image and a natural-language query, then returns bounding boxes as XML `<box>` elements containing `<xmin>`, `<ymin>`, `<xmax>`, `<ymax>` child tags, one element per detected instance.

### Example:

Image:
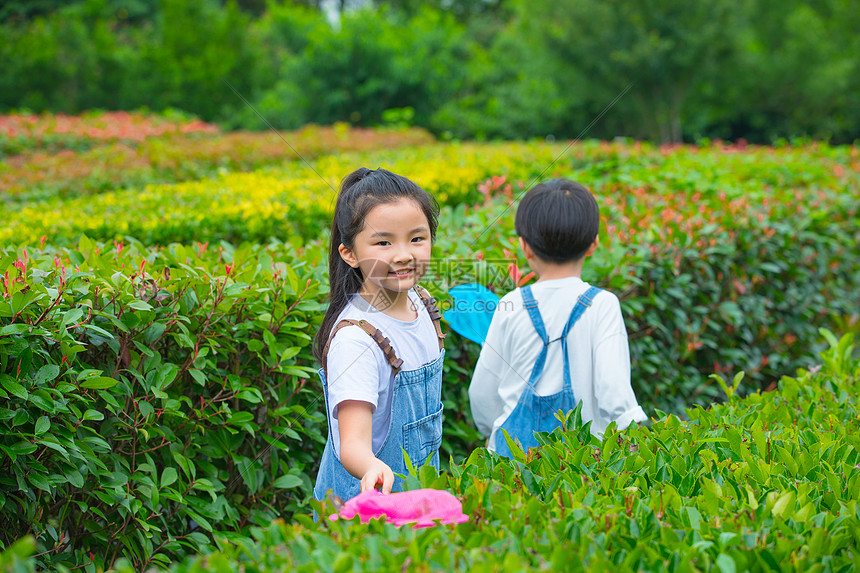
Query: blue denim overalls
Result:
<box><xmin>495</xmin><ymin>284</ymin><xmax>601</xmax><ymax>458</ymax></box>
<box><xmin>313</xmin><ymin>287</ymin><xmax>446</xmax><ymax>503</ymax></box>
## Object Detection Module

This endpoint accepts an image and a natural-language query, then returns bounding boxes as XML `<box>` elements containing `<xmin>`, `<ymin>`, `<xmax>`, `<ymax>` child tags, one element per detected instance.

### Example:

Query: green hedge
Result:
<box><xmin>5</xmin><ymin>332</ymin><xmax>859</xmax><ymax>572</ymax></box>
<box><xmin>179</xmin><ymin>333</ymin><xmax>860</xmax><ymax>572</ymax></box>
<box><xmin>0</xmin><ymin>185</ymin><xmax>856</xmax><ymax>568</ymax></box>
<box><xmin>0</xmin><ymin>238</ymin><xmax>328</xmax><ymax>570</ymax></box>
<box><xmin>171</xmin><ymin>333</ymin><xmax>860</xmax><ymax>571</ymax></box>
<box><xmin>1</xmin><ymin>141</ymin><xmax>858</xmax><ymax>569</ymax></box>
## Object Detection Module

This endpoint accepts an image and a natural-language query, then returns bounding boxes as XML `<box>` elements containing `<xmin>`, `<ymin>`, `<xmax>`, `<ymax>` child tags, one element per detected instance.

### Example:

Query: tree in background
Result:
<box><xmin>705</xmin><ymin>0</ymin><xmax>860</xmax><ymax>143</ymax></box>
<box><xmin>0</xmin><ymin>0</ymin><xmax>261</xmax><ymax>117</ymax></box>
<box><xmin>430</xmin><ymin>8</ymin><xmax>581</xmax><ymax>141</ymax></box>
<box><xmin>238</xmin><ymin>4</ymin><xmax>469</xmax><ymax>131</ymax></box>
<box><xmin>509</xmin><ymin>0</ymin><xmax>744</xmax><ymax>143</ymax></box>
<box><xmin>0</xmin><ymin>0</ymin><xmax>857</xmax><ymax>143</ymax></box>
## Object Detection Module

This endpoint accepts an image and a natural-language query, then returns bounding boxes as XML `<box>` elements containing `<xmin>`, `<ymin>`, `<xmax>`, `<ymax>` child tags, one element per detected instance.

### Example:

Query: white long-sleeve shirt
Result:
<box><xmin>468</xmin><ymin>276</ymin><xmax>647</xmax><ymax>450</ymax></box>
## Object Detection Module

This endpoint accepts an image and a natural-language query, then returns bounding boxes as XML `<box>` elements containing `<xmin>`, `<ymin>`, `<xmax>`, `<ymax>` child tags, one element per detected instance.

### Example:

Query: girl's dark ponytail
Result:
<box><xmin>312</xmin><ymin>212</ymin><xmax>363</xmax><ymax>362</ymax></box>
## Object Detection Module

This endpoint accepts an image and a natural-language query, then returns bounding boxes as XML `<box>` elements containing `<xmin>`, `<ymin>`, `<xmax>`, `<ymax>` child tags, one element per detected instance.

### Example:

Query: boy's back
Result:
<box><xmin>469</xmin><ymin>276</ymin><xmax>646</xmax><ymax>451</ymax></box>
<box><xmin>468</xmin><ymin>178</ymin><xmax>647</xmax><ymax>454</ymax></box>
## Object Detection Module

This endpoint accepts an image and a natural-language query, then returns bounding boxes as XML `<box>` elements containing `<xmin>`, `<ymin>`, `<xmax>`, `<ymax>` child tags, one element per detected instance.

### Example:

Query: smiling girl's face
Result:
<box><xmin>338</xmin><ymin>198</ymin><xmax>432</xmax><ymax>311</ymax></box>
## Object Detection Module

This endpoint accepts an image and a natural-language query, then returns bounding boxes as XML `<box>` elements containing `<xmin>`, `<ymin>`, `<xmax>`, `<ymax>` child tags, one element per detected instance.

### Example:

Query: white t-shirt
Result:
<box><xmin>325</xmin><ymin>289</ymin><xmax>440</xmax><ymax>458</ymax></box>
<box><xmin>468</xmin><ymin>276</ymin><xmax>647</xmax><ymax>450</ymax></box>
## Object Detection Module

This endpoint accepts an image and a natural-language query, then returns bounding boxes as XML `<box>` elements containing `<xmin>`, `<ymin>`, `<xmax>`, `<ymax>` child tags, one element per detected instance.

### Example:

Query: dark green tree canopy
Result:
<box><xmin>1</xmin><ymin>0</ymin><xmax>858</xmax><ymax>143</ymax></box>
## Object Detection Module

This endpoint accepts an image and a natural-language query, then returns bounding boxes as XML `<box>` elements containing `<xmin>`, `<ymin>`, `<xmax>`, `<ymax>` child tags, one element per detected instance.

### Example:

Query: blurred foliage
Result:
<box><xmin>0</xmin><ymin>238</ymin><xmax>329</xmax><ymax>569</ymax></box>
<box><xmin>0</xmin><ymin>0</ymin><xmax>858</xmax><ymax>143</ymax></box>
<box><xmin>0</xmin><ymin>110</ymin><xmax>434</xmax><ymax>199</ymax></box>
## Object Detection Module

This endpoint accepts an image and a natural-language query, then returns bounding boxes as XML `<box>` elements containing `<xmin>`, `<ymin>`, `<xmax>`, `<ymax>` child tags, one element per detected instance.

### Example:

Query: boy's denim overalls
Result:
<box><xmin>495</xmin><ymin>285</ymin><xmax>601</xmax><ymax>458</ymax></box>
<box><xmin>313</xmin><ymin>287</ymin><xmax>446</xmax><ymax>503</ymax></box>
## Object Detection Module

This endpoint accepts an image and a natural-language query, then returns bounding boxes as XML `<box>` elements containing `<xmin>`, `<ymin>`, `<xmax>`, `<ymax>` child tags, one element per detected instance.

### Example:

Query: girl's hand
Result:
<box><xmin>338</xmin><ymin>400</ymin><xmax>394</xmax><ymax>493</ymax></box>
<box><xmin>361</xmin><ymin>460</ymin><xmax>394</xmax><ymax>494</ymax></box>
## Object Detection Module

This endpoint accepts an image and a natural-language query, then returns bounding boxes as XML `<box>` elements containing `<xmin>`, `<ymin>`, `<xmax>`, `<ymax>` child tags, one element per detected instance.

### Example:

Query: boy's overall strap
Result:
<box><xmin>413</xmin><ymin>284</ymin><xmax>446</xmax><ymax>350</ymax></box>
<box><xmin>561</xmin><ymin>286</ymin><xmax>602</xmax><ymax>337</ymax></box>
<box><xmin>520</xmin><ymin>285</ymin><xmax>549</xmax><ymax>344</ymax></box>
<box><xmin>322</xmin><ymin>319</ymin><xmax>404</xmax><ymax>379</ymax></box>
<box><xmin>559</xmin><ymin>286</ymin><xmax>602</xmax><ymax>390</ymax></box>
<box><xmin>521</xmin><ymin>285</ymin><xmax>549</xmax><ymax>390</ymax></box>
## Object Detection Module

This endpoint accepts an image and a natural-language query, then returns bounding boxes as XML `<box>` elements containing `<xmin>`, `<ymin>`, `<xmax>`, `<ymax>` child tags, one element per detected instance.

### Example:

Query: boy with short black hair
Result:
<box><xmin>468</xmin><ymin>179</ymin><xmax>646</xmax><ymax>456</ymax></box>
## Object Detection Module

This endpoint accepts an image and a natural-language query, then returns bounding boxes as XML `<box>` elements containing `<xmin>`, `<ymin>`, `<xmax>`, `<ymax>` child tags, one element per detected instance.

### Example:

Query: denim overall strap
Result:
<box><xmin>414</xmin><ymin>284</ymin><xmax>446</xmax><ymax>350</ymax></box>
<box><xmin>520</xmin><ymin>285</ymin><xmax>549</xmax><ymax>390</ymax></box>
<box><xmin>558</xmin><ymin>286</ymin><xmax>601</xmax><ymax>390</ymax></box>
<box><xmin>322</xmin><ymin>319</ymin><xmax>404</xmax><ymax>379</ymax></box>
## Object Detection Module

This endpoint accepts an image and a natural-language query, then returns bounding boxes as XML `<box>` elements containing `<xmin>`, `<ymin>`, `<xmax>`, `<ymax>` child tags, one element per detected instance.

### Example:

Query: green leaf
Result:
<box><xmin>279</xmin><ymin>346</ymin><xmax>301</xmax><ymax>363</ymax></box>
<box><xmin>819</xmin><ymin>327</ymin><xmax>839</xmax><ymax>348</ymax></box>
<box><xmin>751</xmin><ymin>424</ymin><xmax>767</xmax><ymax>457</ymax></box>
<box><xmin>34</xmin><ymin>416</ymin><xmax>50</xmax><ymax>435</ymax></box>
<box><xmin>262</xmin><ymin>433</ymin><xmax>289</xmax><ymax>450</ymax></box>
<box><xmin>129</xmin><ymin>300</ymin><xmax>153</xmax><ymax>311</ymax></box>
<box><xmin>685</xmin><ymin>506</ymin><xmax>702</xmax><ymax>530</ymax></box>
<box><xmin>28</xmin><ymin>472</ymin><xmax>51</xmax><ymax>492</ymax></box>
<box><xmin>28</xmin><ymin>390</ymin><xmax>54</xmax><ymax>412</ymax></box>
<box><xmin>772</xmin><ymin>490</ymin><xmax>796</xmax><ymax>518</ymax></box>
<box><xmin>499</xmin><ymin>428</ymin><xmax>527</xmax><ymax>462</ymax></box>
<box><xmin>156</xmin><ymin>363</ymin><xmax>180</xmax><ymax>390</ymax></box>
<box><xmin>237</xmin><ymin>388</ymin><xmax>263</xmax><ymax>403</ymax></box>
<box><xmin>67</xmin><ymin>470</ymin><xmax>84</xmax><ymax>488</ymax></box>
<box><xmin>716</xmin><ymin>554</ymin><xmax>736</xmax><ymax>573</ymax></box>
<box><xmin>174</xmin><ymin>452</ymin><xmax>195</xmax><ymax>480</ymax></box>
<box><xmin>143</xmin><ymin>322</ymin><xmax>167</xmax><ymax>344</ymax></box>
<box><xmin>187</xmin><ymin>531</ymin><xmax>210</xmax><ymax>550</ymax></box>
<box><xmin>80</xmin><ymin>376</ymin><xmax>118</xmax><ymax>389</ymax></box>
<box><xmin>11</xmin><ymin>409</ymin><xmax>29</xmax><ymax>426</ymax></box>
<box><xmin>185</xmin><ymin>509</ymin><xmax>212</xmax><ymax>532</ymax></box>
<box><xmin>83</xmin><ymin>409</ymin><xmax>105</xmax><ymax>421</ymax></box>
<box><xmin>189</xmin><ymin>368</ymin><xmax>207</xmax><ymax>386</ymax></box>
<box><xmin>62</xmin><ymin>308</ymin><xmax>84</xmax><ymax>325</ymax></box>
<box><xmin>138</xmin><ymin>400</ymin><xmax>154</xmax><ymax>418</ymax></box>
<box><xmin>35</xmin><ymin>364</ymin><xmax>60</xmax><ymax>384</ymax></box>
<box><xmin>709</xmin><ymin>373</ymin><xmax>732</xmax><ymax>399</ymax></box>
<box><xmin>82</xmin><ymin>323</ymin><xmax>115</xmax><ymax>338</ymax></box>
<box><xmin>1</xmin><ymin>375</ymin><xmax>28</xmax><ymax>400</ymax></box>
<box><xmin>273</xmin><ymin>474</ymin><xmax>303</xmax><ymax>489</ymax></box>
<box><xmin>0</xmin><ymin>324</ymin><xmax>30</xmax><ymax>335</ymax></box>
<box><xmin>9</xmin><ymin>440</ymin><xmax>37</xmax><ymax>455</ymax></box>
<box><xmin>228</xmin><ymin>411</ymin><xmax>255</xmax><ymax>425</ymax></box>
<box><xmin>36</xmin><ymin>438</ymin><xmax>69</xmax><ymax>460</ymax></box>
<box><xmin>236</xmin><ymin>458</ymin><xmax>260</xmax><ymax>494</ymax></box>
<box><xmin>161</xmin><ymin>467</ymin><xmax>178</xmax><ymax>488</ymax></box>
<box><xmin>263</xmin><ymin>329</ymin><xmax>278</xmax><ymax>356</ymax></box>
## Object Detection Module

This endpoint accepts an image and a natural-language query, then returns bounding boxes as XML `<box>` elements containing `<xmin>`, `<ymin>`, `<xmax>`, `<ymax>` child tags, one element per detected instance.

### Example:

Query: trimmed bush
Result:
<box><xmin>0</xmin><ymin>138</ymin><xmax>858</xmax><ymax>569</ymax></box>
<box><xmin>0</xmin><ymin>238</ymin><xmax>327</xmax><ymax>569</ymax></box>
<box><xmin>0</xmin><ymin>113</ymin><xmax>435</xmax><ymax>201</ymax></box>
<box><xmin>7</xmin><ymin>332</ymin><xmax>857</xmax><ymax>572</ymax></box>
<box><xmin>0</xmin><ymin>142</ymin><xmax>562</xmax><ymax>246</ymax></box>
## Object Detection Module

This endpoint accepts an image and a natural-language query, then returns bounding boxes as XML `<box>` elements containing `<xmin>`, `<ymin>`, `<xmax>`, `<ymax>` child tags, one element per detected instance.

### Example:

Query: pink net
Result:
<box><xmin>329</xmin><ymin>489</ymin><xmax>470</xmax><ymax>528</ymax></box>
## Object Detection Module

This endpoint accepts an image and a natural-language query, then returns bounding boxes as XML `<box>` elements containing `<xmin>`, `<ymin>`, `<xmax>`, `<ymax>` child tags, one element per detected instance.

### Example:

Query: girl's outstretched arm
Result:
<box><xmin>337</xmin><ymin>399</ymin><xmax>395</xmax><ymax>494</ymax></box>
